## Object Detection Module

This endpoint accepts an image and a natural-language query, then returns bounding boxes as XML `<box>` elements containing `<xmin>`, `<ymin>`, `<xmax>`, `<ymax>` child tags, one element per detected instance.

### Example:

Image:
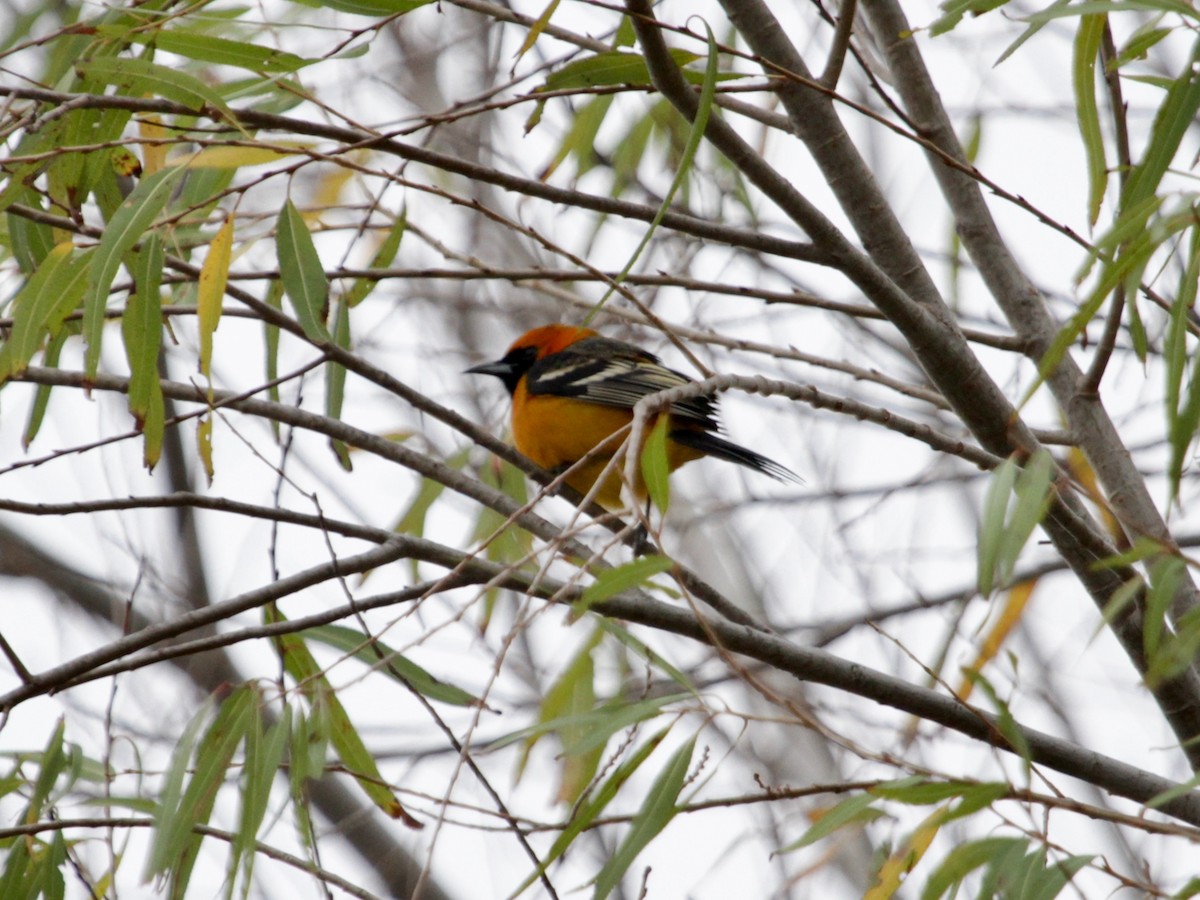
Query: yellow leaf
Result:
<box><xmin>514</xmin><ymin>0</ymin><xmax>560</xmax><ymax>63</ymax></box>
<box><xmin>955</xmin><ymin>579</ymin><xmax>1037</xmax><ymax>701</ymax></box>
<box><xmin>1065</xmin><ymin>446</ymin><xmax>1123</xmax><ymax>541</ymax></box>
<box><xmin>311</xmin><ymin>163</ymin><xmax>357</xmax><ymax>211</ymax></box>
<box><xmin>198</xmin><ymin>216</ymin><xmax>234</xmax><ymax>385</ymax></box>
<box><xmin>197</xmin><ymin>416</ymin><xmax>214</xmax><ymax>483</ymax></box>
<box><xmin>176</xmin><ymin>144</ymin><xmax>313</xmax><ymax>169</ymax></box>
<box><xmin>863</xmin><ymin>806</ymin><xmax>944</xmax><ymax>900</ymax></box>
<box><xmin>139</xmin><ymin>115</ymin><xmax>166</xmax><ymax>175</ymax></box>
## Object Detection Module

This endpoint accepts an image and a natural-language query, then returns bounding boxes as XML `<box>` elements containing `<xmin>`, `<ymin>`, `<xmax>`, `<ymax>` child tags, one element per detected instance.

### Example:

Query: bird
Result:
<box><xmin>467</xmin><ymin>323</ymin><xmax>799</xmax><ymax>509</ymax></box>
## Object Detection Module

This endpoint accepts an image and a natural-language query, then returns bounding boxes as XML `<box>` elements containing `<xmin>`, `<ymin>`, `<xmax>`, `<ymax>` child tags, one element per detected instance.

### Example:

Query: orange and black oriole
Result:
<box><xmin>468</xmin><ymin>324</ymin><xmax>798</xmax><ymax>508</ymax></box>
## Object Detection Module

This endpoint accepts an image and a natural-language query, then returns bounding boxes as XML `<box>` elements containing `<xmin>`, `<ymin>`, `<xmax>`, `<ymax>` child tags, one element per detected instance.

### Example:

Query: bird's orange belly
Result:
<box><xmin>511</xmin><ymin>389</ymin><xmax>700</xmax><ymax>508</ymax></box>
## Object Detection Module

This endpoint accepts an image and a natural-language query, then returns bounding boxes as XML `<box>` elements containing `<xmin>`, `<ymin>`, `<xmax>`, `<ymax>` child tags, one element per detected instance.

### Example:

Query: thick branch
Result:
<box><xmin>855</xmin><ymin>0</ymin><xmax>1200</xmax><ymax>622</ymax></box>
<box><xmin>4</xmin><ymin>498</ymin><xmax>1197</xmax><ymax>830</ymax></box>
<box><xmin>633</xmin><ymin>0</ymin><xmax>1200</xmax><ymax>764</ymax></box>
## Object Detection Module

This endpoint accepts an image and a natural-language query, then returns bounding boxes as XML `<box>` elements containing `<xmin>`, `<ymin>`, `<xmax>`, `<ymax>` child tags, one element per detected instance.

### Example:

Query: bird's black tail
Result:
<box><xmin>670</xmin><ymin>430</ymin><xmax>801</xmax><ymax>484</ymax></box>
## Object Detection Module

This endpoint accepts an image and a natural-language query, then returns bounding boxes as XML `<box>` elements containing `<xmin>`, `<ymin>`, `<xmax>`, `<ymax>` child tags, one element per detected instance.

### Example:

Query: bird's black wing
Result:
<box><xmin>525</xmin><ymin>336</ymin><xmax>719</xmax><ymax>428</ymax></box>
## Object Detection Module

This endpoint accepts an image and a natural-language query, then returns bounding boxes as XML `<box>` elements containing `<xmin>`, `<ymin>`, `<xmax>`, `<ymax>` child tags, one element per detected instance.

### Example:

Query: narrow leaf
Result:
<box><xmin>276</xmin><ymin>199</ymin><xmax>330</xmax><ymax>341</ymax></box>
<box><xmin>168</xmin><ymin>685</ymin><xmax>255</xmax><ymax>897</ymax></box>
<box><xmin>23</xmin><ymin>332</ymin><xmax>68</xmax><ymax>449</ymax></box>
<box><xmin>776</xmin><ymin>793</ymin><xmax>884</xmax><ymax>854</ymax></box>
<box><xmin>579</xmin><ymin>556</ymin><xmax>673</xmax><ymax>613</ymax></box>
<box><xmin>640</xmin><ymin>416</ymin><xmax>672</xmax><ymax>512</ymax></box>
<box><xmin>592</xmin><ymin>734</ymin><xmax>695</xmax><ymax>900</ymax></box>
<box><xmin>0</xmin><ymin>243</ymin><xmax>91</xmax><ymax>381</ymax></box>
<box><xmin>510</xmin><ymin>729</ymin><xmax>671</xmax><ymax>899</ymax></box>
<box><xmin>920</xmin><ymin>837</ymin><xmax>1028</xmax><ymax>900</ymax></box>
<box><xmin>180</xmin><ymin>144</ymin><xmax>311</xmax><ymax>170</ymax></box>
<box><xmin>1121</xmin><ymin>36</ymin><xmax>1200</xmax><ymax>212</ymax></box>
<box><xmin>84</xmin><ymin>166</ymin><xmax>186</xmax><ymax>381</ymax></box>
<box><xmin>75</xmin><ymin>57</ymin><xmax>241</xmax><ymax>132</ymax></box>
<box><xmin>345</xmin><ymin>210</ymin><xmax>406</xmax><ymax>307</ymax></box>
<box><xmin>197</xmin><ymin>415</ymin><xmax>215</xmax><ymax>483</ymax></box>
<box><xmin>146</xmin><ymin>697</ymin><xmax>216</xmax><ymax>881</ymax></box>
<box><xmin>267</xmin><ymin>608</ymin><xmax>422</xmax><ymax>828</ymax></box>
<box><xmin>326</xmin><ymin>294</ymin><xmax>352</xmax><ymax>469</ymax></box>
<box><xmin>98</xmin><ymin>27</ymin><xmax>316</xmax><ymax>73</ymax></box>
<box><xmin>288</xmin><ymin>0</ymin><xmax>434</xmax><ymax>16</ymax></box>
<box><xmin>1073</xmin><ymin>15</ymin><xmax>1108</xmax><ymax>226</ymax></box>
<box><xmin>302</xmin><ymin>624</ymin><xmax>482</xmax><ymax>707</ymax></box>
<box><xmin>123</xmin><ymin>234</ymin><xmax>165</xmax><ymax>468</ymax></box>
<box><xmin>514</xmin><ymin>0</ymin><xmax>561</xmax><ymax>63</ymax></box>
<box><xmin>198</xmin><ymin>216</ymin><xmax>234</xmax><ymax>382</ymax></box>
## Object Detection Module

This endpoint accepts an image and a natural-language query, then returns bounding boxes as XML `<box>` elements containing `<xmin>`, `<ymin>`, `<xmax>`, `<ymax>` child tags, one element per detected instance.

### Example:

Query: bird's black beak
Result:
<box><xmin>466</xmin><ymin>345</ymin><xmax>535</xmax><ymax>395</ymax></box>
<box><xmin>465</xmin><ymin>360</ymin><xmax>516</xmax><ymax>379</ymax></box>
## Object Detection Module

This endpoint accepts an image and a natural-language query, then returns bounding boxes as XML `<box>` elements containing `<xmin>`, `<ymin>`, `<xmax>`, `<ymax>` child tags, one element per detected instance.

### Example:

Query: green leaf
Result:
<box><xmin>578</xmin><ymin>555</ymin><xmax>673</xmax><ymax>613</ymax></box>
<box><xmin>301</xmin><ymin>624</ymin><xmax>481</xmax><ymax>707</ymax></box>
<box><xmin>23</xmin><ymin>332</ymin><xmax>68</xmax><ymax>450</ymax></box>
<box><xmin>945</xmin><ymin>781</ymin><xmax>1009</xmax><ymax>819</ymax></box>
<box><xmin>775</xmin><ymin>792</ymin><xmax>884</xmax><ymax>854</ymax></box>
<box><xmin>592</xmin><ymin>734</ymin><xmax>695</xmax><ymax>900</ymax></box>
<box><xmin>0</xmin><ymin>243</ymin><xmax>92</xmax><ymax>381</ymax></box>
<box><xmin>83</xmin><ymin>165</ymin><xmax>186</xmax><ymax>381</ymax></box>
<box><xmin>544</xmin><ymin>49</ymin><xmax>698</xmax><ymax>91</ymax></box>
<box><xmin>869</xmin><ymin>777</ymin><xmax>1006</xmax><ymax>808</ymax></box>
<box><xmin>1121</xmin><ymin>36</ymin><xmax>1200</xmax><ymax>213</ymax></box>
<box><xmin>1017</xmin><ymin>851</ymin><xmax>1093</xmax><ymax>900</ymax></box>
<box><xmin>1143</xmin><ymin>553</ymin><xmax>1184</xmax><ymax>659</ymax></box>
<box><xmin>640</xmin><ymin>416</ymin><xmax>672</xmax><ymax>513</ymax></box>
<box><xmin>99</xmin><ymin>27</ymin><xmax>316</xmax><ymax>73</ymax></box>
<box><xmin>231</xmin><ymin>701</ymin><xmax>289</xmax><ymax>896</ymax></box>
<box><xmin>287</xmin><ymin>0</ymin><xmax>434</xmax><ymax>16</ymax></box>
<box><xmin>1147</xmin><ymin>768</ymin><xmax>1200</xmax><ymax>810</ymax></box>
<box><xmin>510</xmin><ymin>728</ymin><xmax>671</xmax><ymax>899</ymax></box>
<box><xmin>123</xmin><ymin>234</ymin><xmax>165</xmax><ymax>468</ymax></box>
<box><xmin>1166</xmin><ymin>229</ymin><xmax>1200</xmax><ymax>502</ymax></box>
<box><xmin>514</xmin><ymin>0</ymin><xmax>562</xmax><ymax>64</ymax></box>
<box><xmin>276</xmin><ymin>199</ymin><xmax>330</xmax><ymax>342</ymax></box>
<box><xmin>75</xmin><ymin>57</ymin><xmax>242</xmax><ymax>132</ymax></box>
<box><xmin>1143</xmin><ymin>554</ymin><xmax>1200</xmax><ymax>687</ymax></box>
<box><xmin>267</xmin><ymin>608</ymin><xmax>422</xmax><ymax>827</ymax></box>
<box><xmin>396</xmin><ymin>476</ymin><xmax>447</xmax><ymax>539</ymax></box>
<box><xmin>145</xmin><ymin>694</ymin><xmax>217</xmax><ymax>882</ymax></box>
<box><xmin>1173</xmin><ymin>877</ymin><xmax>1200</xmax><ymax>899</ymax></box>
<box><xmin>1022</xmin><ymin>0</ymin><xmax>1199</xmax><ymax>24</ymax></box>
<box><xmin>181</xmin><ymin>144</ymin><xmax>311</xmax><ymax>170</ymax></box>
<box><xmin>594</xmin><ymin>619</ymin><xmax>696</xmax><ymax>695</ymax></box>
<box><xmin>931</xmin><ymin>0</ymin><xmax>1011</xmax><ymax>37</ymax></box>
<box><xmin>1109</xmin><ymin>22</ymin><xmax>1171</xmax><ymax>70</ymax></box>
<box><xmin>170</xmin><ymin>684</ymin><xmax>255</xmax><ymax>896</ymax></box>
<box><xmin>6</xmin><ymin>192</ymin><xmax>55</xmax><ymax>273</ymax></box>
<box><xmin>998</xmin><ymin>450</ymin><xmax>1055</xmax><ymax>579</ymax></box>
<box><xmin>493</xmin><ymin>692</ymin><xmax>689</xmax><ymax>757</ymax></box>
<box><xmin>25</xmin><ymin>719</ymin><xmax>70</xmax><ymax>819</ymax></box>
<box><xmin>344</xmin><ymin>210</ymin><xmax>406</xmax><ymax>307</ymax></box>
<box><xmin>262</xmin><ymin>280</ymin><xmax>284</xmax><ymax>423</ymax></box>
<box><xmin>965</xmin><ymin>670</ymin><xmax>1032</xmax><ymax>777</ymax></box>
<box><xmin>326</xmin><ymin>294</ymin><xmax>352</xmax><ymax>469</ymax></box>
<box><xmin>920</xmin><ymin>837</ymin><xmax>1028</xmax><ymax>900</ymax></box>
<box><xmin>977</xmin><ymin>455</ymin><xmax>1018</xmax><ymax>597</ymax></box>
<box><xmin>978</xmin><ymin>451</ymin><xmax>1054</xmax><ymax>596</ymax></box>
<box><xmin>1073</xmin><ymin>15</ymin><xmax>1108</xmax><ymax>227</ymax></box>
<box><xmin>524</xmin><ymin>632</ymin><xmax>603</xmax><ymax>803</ymax></box>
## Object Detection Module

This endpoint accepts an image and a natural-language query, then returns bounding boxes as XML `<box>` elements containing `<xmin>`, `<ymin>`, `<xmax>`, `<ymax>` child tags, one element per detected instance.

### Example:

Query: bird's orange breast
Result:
<box><xmin>511</xmin><ymin>378</ymin><xmax>703</xmax><ymax>508</ymax></box>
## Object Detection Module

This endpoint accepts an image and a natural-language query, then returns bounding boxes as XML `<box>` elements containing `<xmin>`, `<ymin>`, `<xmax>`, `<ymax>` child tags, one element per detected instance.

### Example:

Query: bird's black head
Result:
<box><xmin>465</xmin><ymin>345</ymin><xmax>538</xmax><ymax>395</ymax></box>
